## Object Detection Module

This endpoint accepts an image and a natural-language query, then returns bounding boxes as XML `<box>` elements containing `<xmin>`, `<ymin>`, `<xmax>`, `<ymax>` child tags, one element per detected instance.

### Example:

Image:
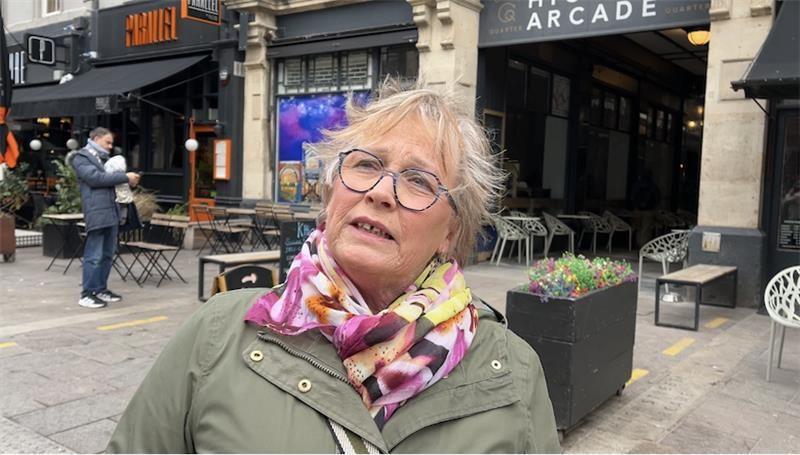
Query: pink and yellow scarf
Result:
<box><xmin>244</xmin><ymin>228</ymin><xmax>478</xmax><ymax>428</ymax></box>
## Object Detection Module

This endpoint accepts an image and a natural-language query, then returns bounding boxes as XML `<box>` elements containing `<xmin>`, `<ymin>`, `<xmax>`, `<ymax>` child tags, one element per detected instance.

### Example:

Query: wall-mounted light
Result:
<box><xmin>66</xmin><ymin>138</ymin><xmax>79</xmax><ymax>150</ymax></box>
<box><xmin>29</xmin><ymin>139</ymin><xmax>42</xmax><ymax>151</ymax></box>
<box><xmin>687</xmin><ymin>29</ymin><xmax>710</xmax><ymax>46</ymax></box>
<box><xmin>219</xmin><ymin>68</ymin><xmax>230</xmax><ymax>82</ymax></box>
<box><xmin>185</xmin><ymin>138</ymin><xmax>199</xmax><ymax>152</ymax></box>
<box><xmin>687</xmin><ymin>120</ymin><xmax>698</xmax><ymax>129</ymax></box>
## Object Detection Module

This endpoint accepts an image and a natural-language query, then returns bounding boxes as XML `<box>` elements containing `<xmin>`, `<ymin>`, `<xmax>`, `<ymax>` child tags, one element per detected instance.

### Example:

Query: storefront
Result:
<box><xmin>477</xmin><ymin>1</ymin><xmax>710</xmax><ymax>237</ymax></box>
<box><xmin>266</xmin><ymin>1</ymin><xmax>418</xmax><ymax>204</ymax></box>
<box><xmin>731</xmin><ymin>0</ymin><xmax>800</xmax><ymax>285</ymax></box>
<box><xmin>6</xmin><ymin>19</ymin><xmax>83</xmax><ymax>188</ymax></box>
<box><xmin>12</xmin><ymin>0</ymin><xmax>245</xmax><ymax>207</ymax></box>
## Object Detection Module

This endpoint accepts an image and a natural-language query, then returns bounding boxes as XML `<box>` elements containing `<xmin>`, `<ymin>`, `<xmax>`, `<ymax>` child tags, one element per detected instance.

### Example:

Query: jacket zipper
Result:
<box><xmin>257</xmin><ymin>332</ymin><xmax>350</xmax><ymax>384</ymax></box>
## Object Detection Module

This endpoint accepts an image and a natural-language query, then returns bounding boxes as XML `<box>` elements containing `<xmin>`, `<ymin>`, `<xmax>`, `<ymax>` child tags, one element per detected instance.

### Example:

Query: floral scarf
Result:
<box><xmin>244</xmin><ymin>228</ymin><xmax>478</xmax><ymax>428</ymax></box>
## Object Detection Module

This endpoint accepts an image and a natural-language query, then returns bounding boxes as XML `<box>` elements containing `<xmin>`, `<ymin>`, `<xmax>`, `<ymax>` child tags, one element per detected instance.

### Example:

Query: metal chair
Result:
<box><xmin>542</xmin><ymin>212</ymin><xmax>575</xmax><ymax>257</ymax></box>
<box><xmin>508</xmin><ymin>210</ymin><xmax>548</xmax><ymax>261</ymax></box>
<box><xmin>604</xmin><ymin>210</ymin><xmax>634</xmax><ymax>251</ymax></box>
<box><xmin>577</xmin><ymin>211</ymin><xmax>614</xmax><ymax>254</ymax></box>
<box><xmin>764</xmin><ymin>266</ymin><xmax>800</xmax><ymax>382</ymax></box>
<box><xmin>637</xmin><ymin>231</ymin><xmax>689</xmax><ymax>294</ymax></box>
<box><xmin>490</xmin><ymin>216</ymin><xmax>529</xmax><ymax>265</ymax></box>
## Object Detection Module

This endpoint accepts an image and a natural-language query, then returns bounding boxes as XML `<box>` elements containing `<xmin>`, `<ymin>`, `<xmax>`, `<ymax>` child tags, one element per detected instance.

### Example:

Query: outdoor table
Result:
<box><xmin>41</xmin><ymin>213</ymin><xmax>84</xmax><ymax>273</ymax></box>
<box><xmin>226</xmin><ymin>207</ymin><xmax>273</xmax><ymax>251</ymax></box>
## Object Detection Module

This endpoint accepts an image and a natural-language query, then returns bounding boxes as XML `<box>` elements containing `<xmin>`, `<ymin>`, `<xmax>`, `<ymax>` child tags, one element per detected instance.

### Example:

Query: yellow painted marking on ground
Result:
<box><xmin>0</xmin><ymin>342</ymin><xmax>18</xmax><ymax>349</ymax></box>
<box><xmin>662</xmin><ymin>337</ymin><xmax>696</xmax><ymax>356</ymax></box>
<box><xmin>626</xmin><ymin>368</ymin><xmax>649</xmax><ymax>386</ymax></box>
<box><xmin>704</xmin><ymin>317</ymin><xmax>728</xmax><ymax>329</ymax></box>
<box><xmin>97</xmin><ymin>316</ymin><xmax>168</xmax><ymax>331</ymax></box>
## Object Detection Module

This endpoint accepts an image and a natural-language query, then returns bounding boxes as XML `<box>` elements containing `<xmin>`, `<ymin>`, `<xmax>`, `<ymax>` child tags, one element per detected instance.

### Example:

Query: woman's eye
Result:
<box><xmin>405</xmin><ymin>173</ymin><xmax>436</xmax><ymax>192</ymax></box>
<box><xmin>353</xmin><ymin>159</ymin><xmax>381</xmax><ymax>170</ymax></box>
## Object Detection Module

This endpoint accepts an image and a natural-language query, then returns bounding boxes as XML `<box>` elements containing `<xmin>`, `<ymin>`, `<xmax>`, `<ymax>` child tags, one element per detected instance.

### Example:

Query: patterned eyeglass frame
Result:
<box><xmin>337</xmin><ymin>149</ymin><xmax>459</xmax><ymax>214</ymax></box>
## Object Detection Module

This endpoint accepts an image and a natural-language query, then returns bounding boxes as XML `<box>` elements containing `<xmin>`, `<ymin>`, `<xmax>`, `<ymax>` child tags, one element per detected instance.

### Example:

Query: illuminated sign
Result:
<box><xmin>125</xmin><ymin>7</ymin><xmax>178</xmax><ymax>47</ymax></box>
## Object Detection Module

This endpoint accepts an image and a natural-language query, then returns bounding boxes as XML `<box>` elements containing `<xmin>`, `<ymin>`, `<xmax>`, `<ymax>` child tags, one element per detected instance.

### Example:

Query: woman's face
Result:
<box><xmin>325</xmin><ymin>116</ymin><xmax>457</xmax><ymax>303</ymax></box>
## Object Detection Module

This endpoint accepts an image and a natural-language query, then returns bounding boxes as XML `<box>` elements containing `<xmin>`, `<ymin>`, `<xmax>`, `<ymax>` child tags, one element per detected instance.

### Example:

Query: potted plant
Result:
<box><xmin>0</xmin><ymin>163</ymin><xmax>30</xmax><ymax>262</ymax></box>
<box><xmin>506</xmin><ymin>253</ymin><xmax>638</xmax><ymax>433</ymax></box>
<box><xmin>39</xmin><ymin>159</ymin><xmax>83</xmax><ymax>258</ymax></box>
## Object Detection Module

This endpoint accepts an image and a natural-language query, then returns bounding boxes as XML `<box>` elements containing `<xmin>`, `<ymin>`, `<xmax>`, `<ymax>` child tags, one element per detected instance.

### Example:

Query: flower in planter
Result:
<box><xmin>526</xmin><ymin>253</ymin><xmax>637</xmax><ymax>300</ymax></box>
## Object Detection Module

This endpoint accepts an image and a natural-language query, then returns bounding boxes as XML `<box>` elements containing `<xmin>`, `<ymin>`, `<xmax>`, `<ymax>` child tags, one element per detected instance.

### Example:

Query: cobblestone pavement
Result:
<box><xmin>1</xmin><ymin>246</ymin><xmax>798</xmax><ymax>453</ymax></box>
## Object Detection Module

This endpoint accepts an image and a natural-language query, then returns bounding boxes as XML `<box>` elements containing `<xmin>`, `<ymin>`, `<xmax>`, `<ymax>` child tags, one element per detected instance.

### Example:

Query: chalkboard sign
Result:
<box><xmin>279</xmin><ymin>220</ymin><xmax>317</xmax><ymax>282</ymax></box>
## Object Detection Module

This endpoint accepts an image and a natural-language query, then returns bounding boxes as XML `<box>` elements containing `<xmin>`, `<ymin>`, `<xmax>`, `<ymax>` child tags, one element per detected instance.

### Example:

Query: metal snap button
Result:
<box><xmin>298</xmin><ymin>379</ymin><xmax>312</xmax><ymax>393</ymax></box>
<box><xmin>249</xmin><ymin>350</ymin><xmax>264</xmax><ymax>362</ymax></box>
<box><xmin>491</xmin><ymin>360</ymin><xmax>502</xmax><ymax>370</ymax></box>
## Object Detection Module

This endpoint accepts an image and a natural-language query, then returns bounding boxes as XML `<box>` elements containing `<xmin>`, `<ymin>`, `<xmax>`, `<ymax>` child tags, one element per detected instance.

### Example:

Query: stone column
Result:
<box><xmin>689</xmin><ymin>0</ymin><xmax>773</xmax><ymax>307</ymax></box>
<box><xmin>409</xmin><ymin>0</ymin><xmax>482</xmax><ymax>116</ymax></box>
<box><xmin>239</xmin><ymin>12</ymin><xmax>276</xmax><ymax>201</ymax></box>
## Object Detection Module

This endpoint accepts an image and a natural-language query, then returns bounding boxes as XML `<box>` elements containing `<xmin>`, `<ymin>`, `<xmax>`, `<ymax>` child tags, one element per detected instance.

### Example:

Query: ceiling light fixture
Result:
<box><xmin>687</xmin><ymin>29</ymin><xmax>710</xmax><ymax>46</ymax></box>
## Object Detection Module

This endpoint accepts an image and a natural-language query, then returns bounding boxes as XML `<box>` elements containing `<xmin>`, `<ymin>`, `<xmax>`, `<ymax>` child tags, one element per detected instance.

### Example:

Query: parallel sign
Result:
<box><xmin>181</xmin><ymin>0</ymin><xmax>221</xmax><ymax>25</ymax></box>
<box><xmin>26</xmin><ymin>35</ymin><xmax>55</xmax><ymax>65</ymax></box>
<box><xmin>479</xmin><ymin>0</ymin><xmax>710</xmax><ymax>48</ymax></box>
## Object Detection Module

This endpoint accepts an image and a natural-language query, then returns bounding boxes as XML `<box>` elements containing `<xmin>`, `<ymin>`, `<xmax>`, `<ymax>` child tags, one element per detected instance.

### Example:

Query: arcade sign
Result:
<box><xmin>479</xmin><ymin>0</ymin><xmax>711</xmax><ymax>48</ymax></box>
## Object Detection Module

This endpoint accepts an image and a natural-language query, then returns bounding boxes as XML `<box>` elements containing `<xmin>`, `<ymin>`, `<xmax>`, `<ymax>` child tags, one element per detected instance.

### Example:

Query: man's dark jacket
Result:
<box><xmin>67</xmin><ymin>147</ymin><xmax>128</xmax><ymax>232</ymax></box>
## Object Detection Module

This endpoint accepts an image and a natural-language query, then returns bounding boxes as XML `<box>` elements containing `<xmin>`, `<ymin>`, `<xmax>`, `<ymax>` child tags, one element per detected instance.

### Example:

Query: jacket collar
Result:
<box><xmin>74</xmin><ymin>147</ymin><xmax>107</xmax><ymax>172</ymax></box>
<box><xmin>242</xmin><ymin>303</ymin><xmax>519</xmax><ymax>452</ymax></box>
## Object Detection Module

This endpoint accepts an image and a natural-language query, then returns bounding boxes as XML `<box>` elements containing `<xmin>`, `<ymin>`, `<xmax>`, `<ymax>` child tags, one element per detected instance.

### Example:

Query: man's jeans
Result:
<box><xmin>82</xmin><ymin>225</ymin><xmax>118</xmax><ymax>296</ymax></box>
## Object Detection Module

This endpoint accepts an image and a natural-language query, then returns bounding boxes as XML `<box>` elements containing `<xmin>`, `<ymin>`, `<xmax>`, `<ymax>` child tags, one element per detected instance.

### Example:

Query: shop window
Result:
<box><xmin>618</xmin><ymin>96</ymin><xmax>631</xmax><ymax>132</ymax></box>
<box><xmin>638</xmin><ymin>110</ymin><xmax>648</xmax><ymax>137</ymax></box>
<box><xmin>150</xmin><ymin>113</ymin><xmax>182</xmax><ymax>170</ymax></box>
<box><xmin>277</xmin><ymin>52</ymin><xmax>373</xmax><ymax>95</ymax></box>
<box><xmin>126</xmin><ymin>107</ymin><xmax>142</xmax><ymax>170</ymax></box>
<box><xmin>278</xmin><ymin>58</ymin><xmax>305</xmax><ymax>94</ymax></box>
<box><xmin>42</xmin><ymin>0</ymin><xmax>61</xmax><ymax>16</ymax></box>
<box><xmin>506</xmin><ymin>60</ymin><xmax>526</xmax><ymax>109</ymax></box>
<box><xmin>603</xmin><ymin>91</ymin><xmax>617</xmax><ymax>129</ymax></box>
<box><xmin>379</xmin><ymin>45</ymin><xmax>418</xmax><ymax>84</ymax></box>
<box><xmin>590</xmin><ymin>88</ymin><xmax>603</xmax><ymax>126</ymax></box>
<box><xmin>526</xmin><ymin>66</ymin><xmax>549</xmax><ymax>113</ymax></box>
<box><xmin>340</xmin><ymin>51</ymin><xmax>371</xmax><ymax>91</ymax></box>
<box><xmin>308</xmin><ymin>54</ymin><xmax>336</xmax><ymax>92</ymax></box>
<box><xmin>655</xmin><ymin>110</ymin><xmax>665</xmax><ymax>142</ymax></box>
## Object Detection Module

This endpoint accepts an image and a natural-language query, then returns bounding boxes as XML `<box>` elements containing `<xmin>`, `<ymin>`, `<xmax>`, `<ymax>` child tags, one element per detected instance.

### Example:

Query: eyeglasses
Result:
<box><xmin>337</xmin><ymin>149</ymin><xmax>458</xmax><ymax>214</ymax></box>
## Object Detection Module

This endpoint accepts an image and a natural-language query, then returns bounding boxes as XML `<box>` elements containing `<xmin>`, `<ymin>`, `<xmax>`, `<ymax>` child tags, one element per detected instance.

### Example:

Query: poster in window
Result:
<box><xmin>551</xmin><ymin>75</ymin><xmax>570</xmax><ymax>118</ymax></box>
<box><xmin>278</xmin><ymin>161</ymin><xmax>303</xmax><ymax>203</ymax></box>
<box><xmin>277</xmin><ymin>92</ymin><xmax>370</xmax><ymax>203</ymax></box>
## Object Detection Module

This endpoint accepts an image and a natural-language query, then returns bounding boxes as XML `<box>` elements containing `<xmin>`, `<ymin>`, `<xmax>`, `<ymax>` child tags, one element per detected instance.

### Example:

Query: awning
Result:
<box><xmin>10</xmin><ymin>54</ymin><xmax>207</xmax><ymax>118</ymax></box>
<box><xmin>731</xmin><ymin>0</ymin><xmax>800</xmax><ymax>99</ymax></box>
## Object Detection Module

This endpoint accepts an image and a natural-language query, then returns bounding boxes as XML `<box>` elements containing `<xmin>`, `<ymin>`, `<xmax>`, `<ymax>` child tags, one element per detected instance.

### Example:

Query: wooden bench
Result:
<box><xmin>198</xmin><ymin>250</ymin><xmax>280</xmax><ymax>301</ymax></box>
<box><xmin>655</xmin><ymin>264</ymin><xmax>738</xmax><ymax>331</ymax></box>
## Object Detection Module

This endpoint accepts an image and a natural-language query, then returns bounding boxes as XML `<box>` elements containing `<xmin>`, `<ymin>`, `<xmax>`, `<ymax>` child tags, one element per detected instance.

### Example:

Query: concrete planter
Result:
<box><xmin>506</xmin><ymin>281</ymin><xmax>637</xmax><ymax>432</ymax></box>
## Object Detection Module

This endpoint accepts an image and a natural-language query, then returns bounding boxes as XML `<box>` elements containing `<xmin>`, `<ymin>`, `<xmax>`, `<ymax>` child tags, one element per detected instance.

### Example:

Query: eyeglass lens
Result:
<box><xmin>340</xmin><ymin>150</ymin><xmax>442</xmax><ymax>211</ymax></box>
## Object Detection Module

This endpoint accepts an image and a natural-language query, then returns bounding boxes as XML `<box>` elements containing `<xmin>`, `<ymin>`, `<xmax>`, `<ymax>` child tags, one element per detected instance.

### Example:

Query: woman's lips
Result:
<box><xmin>348</xmin><ymin>222</ymin><xmax>395</xmax><ymax>242</ymax></box>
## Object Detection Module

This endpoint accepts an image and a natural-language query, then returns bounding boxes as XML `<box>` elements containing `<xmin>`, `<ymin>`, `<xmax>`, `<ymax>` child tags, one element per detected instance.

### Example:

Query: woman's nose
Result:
<box><xmin>364</xmin><ymin>173</ymin><xmax>397</xmax><ymax>209</ymax></box>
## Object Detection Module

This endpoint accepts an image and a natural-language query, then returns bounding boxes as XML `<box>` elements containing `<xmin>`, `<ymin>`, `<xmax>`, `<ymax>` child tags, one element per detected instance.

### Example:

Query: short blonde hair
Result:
<box><xmin>313</xmin><ymin>80</ymin><xmax>506</xmax><ymax>264</ymax></box>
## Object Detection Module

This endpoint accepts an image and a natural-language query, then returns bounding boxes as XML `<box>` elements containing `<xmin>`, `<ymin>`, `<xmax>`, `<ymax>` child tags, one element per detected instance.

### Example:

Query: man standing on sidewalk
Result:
<box><xmin>68</xmin><ymin>127</ymin><xmax>140</xmax><ymax>308</ymax></box>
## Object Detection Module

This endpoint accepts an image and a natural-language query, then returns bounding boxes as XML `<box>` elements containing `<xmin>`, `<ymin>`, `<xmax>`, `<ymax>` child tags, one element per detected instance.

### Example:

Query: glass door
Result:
<box><xmin>767</xmin><ymin>110</ymin><xmax>800</xmax><ymax>275</ymax></box>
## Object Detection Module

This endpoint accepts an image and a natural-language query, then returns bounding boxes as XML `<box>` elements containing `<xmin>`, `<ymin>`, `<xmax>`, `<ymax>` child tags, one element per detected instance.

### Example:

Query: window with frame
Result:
<box><xmin>379</xmin><ymin>45</ymin><xmax>418</xmax><ymax>84</ymax></box>
<box><xmin>42</xmin><ymin>0</ymin><xmax>61</xmax><ymax>16</ymax></box>
<box><xmin>277</xmin><ymin>51</ymin><xmax>373</xmax><ymax>95</ymax></box>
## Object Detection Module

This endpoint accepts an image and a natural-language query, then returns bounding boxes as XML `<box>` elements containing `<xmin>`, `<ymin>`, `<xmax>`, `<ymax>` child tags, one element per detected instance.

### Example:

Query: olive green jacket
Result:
<box><xmin>107</xmin><ymin>289</ymin><xmax>560</xmax><ymax>453</ymax></box>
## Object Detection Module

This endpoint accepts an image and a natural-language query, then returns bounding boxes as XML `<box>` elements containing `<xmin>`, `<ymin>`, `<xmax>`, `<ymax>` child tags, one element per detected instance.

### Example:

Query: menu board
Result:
<box><xmin>279</xmin><ymin>220</ymin><xmax>317</xmax><ymax>282</ymax></box>
<box><xmin>778</xmin><ymin>221</ymin><xmax>800</xmax><ymax>251</ymax></box>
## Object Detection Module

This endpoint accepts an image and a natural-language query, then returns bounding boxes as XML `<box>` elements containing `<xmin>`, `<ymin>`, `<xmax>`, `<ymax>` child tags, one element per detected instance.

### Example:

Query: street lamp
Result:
<box><xmin>184</xmin><ymin>138</ymin><xmax>199</xmax><ymax>152</ymax></box>
<box><xmin>66</xmin><ymin>138</ymin><xmax>79</xmax><ymax>150</ymax></box>
<box><xmin>29</xmin><ymin>139</ymin><xmax>42</xmax><ymax>151</ymax></box>
<box><xmin>687</xmin><ymin>29</ymin><xmax>710</xmax><ymax>46</ymax></box>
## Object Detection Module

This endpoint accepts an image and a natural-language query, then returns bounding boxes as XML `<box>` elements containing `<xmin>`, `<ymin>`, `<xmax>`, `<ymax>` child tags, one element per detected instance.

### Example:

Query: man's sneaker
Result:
<box><xmin>79</xmin><ymin>294</ymin><xmax>107</xmax><ymax>309</ymax></box>
<box><xmin>96</xmin><ymin>290</ymin><xmax>122</xmax><ymax>303</ymax></box>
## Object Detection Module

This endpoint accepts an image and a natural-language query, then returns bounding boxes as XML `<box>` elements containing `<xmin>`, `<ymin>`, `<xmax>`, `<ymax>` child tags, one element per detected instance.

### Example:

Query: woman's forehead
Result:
<box><xmin>358</xmin><ymin>117</ymin><xmax>449</xmax><ymax>173</ymax></box>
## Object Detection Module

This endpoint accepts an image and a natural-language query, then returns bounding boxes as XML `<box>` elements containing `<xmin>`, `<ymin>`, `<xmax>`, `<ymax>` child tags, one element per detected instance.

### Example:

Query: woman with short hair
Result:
<box><xmin>107</xmin><ymin>82</ymin><xmax>560</xmax><ymax>453</ymax></box>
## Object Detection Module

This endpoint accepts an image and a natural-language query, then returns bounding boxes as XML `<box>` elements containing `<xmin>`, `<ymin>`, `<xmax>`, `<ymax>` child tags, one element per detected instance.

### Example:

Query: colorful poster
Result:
<box><xmin>277</xmin><ymin>92</ymin><xmax>369</xmax><ymax>202</ymax></box>
<box><xmin>278</xmin><ymin>161</ymin><xmax>303</xmax><ymax>203</ymax></box>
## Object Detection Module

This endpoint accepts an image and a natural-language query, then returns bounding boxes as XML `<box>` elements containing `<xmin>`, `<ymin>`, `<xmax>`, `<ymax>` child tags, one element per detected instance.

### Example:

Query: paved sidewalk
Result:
<box><xmin>0</xmin><ymin>247</ymin><xmax>798</xmax><ymax>453</ymax></box>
